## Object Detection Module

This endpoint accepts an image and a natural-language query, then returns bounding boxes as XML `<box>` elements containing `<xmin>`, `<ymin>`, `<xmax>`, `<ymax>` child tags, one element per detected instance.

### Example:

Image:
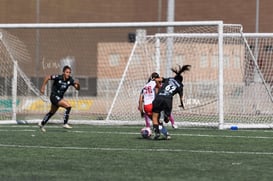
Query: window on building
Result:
<box><xmin>200</xmin><ymin>54</ymin><xmax>208</xmax><ymax>68</ymax></box>
<box><xmin>109</xmin><ymin>53</ymin><xmax>120</xmax><ymax>67</ymax></box>
<box><xmin>211</xmin><ymin>55</ymin><xmax>218</xmax><ymax>68</ymax></box>
<box><xmin>223</xmin><ymin>55</ymin><xmax>230</xmax><ymax>68</ymax></box>
<box><xmin>234</xmin><ymin>55</ymin><xmax>241</xmax><ymax>69</ymax></box>
<box><xmin>174</xmin><ymin>54</ymin><xmax>184</xmax><ymax>65</ymax></box>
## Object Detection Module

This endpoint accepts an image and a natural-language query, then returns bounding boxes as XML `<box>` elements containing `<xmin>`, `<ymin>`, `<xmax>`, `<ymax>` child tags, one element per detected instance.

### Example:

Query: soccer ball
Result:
<box><xmin>140</xmin><ymin>127</ymin><xmax>152</xmax><ymax>138</ymax></box>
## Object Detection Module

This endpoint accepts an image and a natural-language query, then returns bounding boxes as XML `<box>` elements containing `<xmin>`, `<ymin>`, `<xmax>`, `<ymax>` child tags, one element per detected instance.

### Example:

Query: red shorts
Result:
<box><xmin>144</xmin><ymin>104</ymin><xmax>153</xmax><ymax>116</ymax></box>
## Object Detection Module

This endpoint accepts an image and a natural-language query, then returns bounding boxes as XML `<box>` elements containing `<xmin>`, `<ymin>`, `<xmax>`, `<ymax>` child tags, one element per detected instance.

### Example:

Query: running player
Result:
<box><xmin>39</xmin><ymin>65</ymin><xmax>80</xmax><ymax>132</ymax></box>
<box><xmin>152</xmin><ymin>64</ymin><xmax>191</xmax><ymax>140</ymax></box>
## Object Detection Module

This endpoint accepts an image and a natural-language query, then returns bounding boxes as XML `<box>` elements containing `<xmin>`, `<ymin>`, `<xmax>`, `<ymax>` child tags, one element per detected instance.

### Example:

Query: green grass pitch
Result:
<box><xmin>0</xmin><ymin>124</ymin><xmax>273</xmax><ymax>181</ymax></box>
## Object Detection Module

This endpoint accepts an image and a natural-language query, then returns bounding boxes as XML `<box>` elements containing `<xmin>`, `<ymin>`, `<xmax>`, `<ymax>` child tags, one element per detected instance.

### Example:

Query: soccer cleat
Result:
<box><xmin>153</xmin><ymin>133</ymin><xmax>160</xmax><ymax>140</ymax></box>
<box><xmin>161</xmin><ymin>128</ymin><xmax>171</xmax><ymax>140</ymax></box>
<box><xmin>38</xmin><ymin>122</ymin><xmax>46</xmax><ymax>132</ymax></box>
<box><xmin>63</xmin><ymin>124</ymin><xmax>72</xmax><ymax>129</ymax></box>
<box><xmin>172</xmin><ymin>124</ymin><xmax>178</xmax><ymax>129</ymax></box>
<box><xmin>165</xmin><ymin>135</ymin><xmax>171</xmax><ymax>140</ymax></box>
<box><xmin>162</xmin><ymin>131</ymin><xmax>171</xmax><ymax>140</ymax></box>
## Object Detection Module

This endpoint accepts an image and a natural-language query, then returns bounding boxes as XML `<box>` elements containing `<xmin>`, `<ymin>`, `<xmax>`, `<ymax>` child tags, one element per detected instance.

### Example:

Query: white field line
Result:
<box><xmin>1</xmin><ymin>127</ymin><xmax>273</xmax><ymax>155</ymax></box>
<box><xmin>70</xmin><ymin>131</ymin><xmax>273</xmax><ymax>140</ymax></box>
<box><xmin>4</xmin><ymin>124</ymin><xmax>273</xmax><ymax>133</ymax></box>
<box><xmin>1</xmin><ymin>127</ymin><xmax>273</xmax><ymax>139</ymax></box>
<box><xmin>0</xmin><ymin>143</ymin><xmax>273</xmax><ymax>155</ymax></box>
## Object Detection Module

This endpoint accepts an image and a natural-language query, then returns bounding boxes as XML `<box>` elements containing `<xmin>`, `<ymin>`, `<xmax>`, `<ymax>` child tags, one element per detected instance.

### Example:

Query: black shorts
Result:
<box><xmin>50</xmin><ymin>94</ymin><xmax>62</xmax><ymax>106</ymax></box>
<box><xmin>152</xmin><ymin>96</ymin><xmax>172</xmax><ymax>117</ymax></box>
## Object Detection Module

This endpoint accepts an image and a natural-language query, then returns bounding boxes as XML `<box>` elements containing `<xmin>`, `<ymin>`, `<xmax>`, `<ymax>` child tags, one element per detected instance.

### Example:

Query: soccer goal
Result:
<box><xmin>106</xmin><ymin>24</ymin><xmax>273</xmax><ymax>129</ymax></box>
<box><xmin>0</xmin><ymin>21</ymin><xmax>272</xmax><ymax>129</ymax></box>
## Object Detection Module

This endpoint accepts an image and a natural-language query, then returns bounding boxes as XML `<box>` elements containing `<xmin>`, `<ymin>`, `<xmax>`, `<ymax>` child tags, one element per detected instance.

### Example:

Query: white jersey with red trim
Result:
<box><xmin>141</xmin><ymin>80</ymin><xmax>157</xmax><ymax>105</ymax></box>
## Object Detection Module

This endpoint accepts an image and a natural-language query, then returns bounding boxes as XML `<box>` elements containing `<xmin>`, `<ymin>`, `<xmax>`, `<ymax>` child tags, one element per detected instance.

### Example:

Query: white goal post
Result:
<box><xmin>105</xmin><ymin>23</ymin><xmax>273</xmax><ymax>129</ymax></box>
<box><xmin>0</xmin><ymin>21</ymin><xmax>272</xmax><ymax>129</ymax></box>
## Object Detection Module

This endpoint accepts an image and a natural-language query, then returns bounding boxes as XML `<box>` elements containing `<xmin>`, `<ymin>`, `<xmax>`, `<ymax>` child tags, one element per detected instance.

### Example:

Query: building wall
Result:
<box><xmin>0</xmin><ymin>0</ymin><xmax>272</xmax><ymax>32</ymax></box>
<box><xmin>0</xmin><ymin>0</ymin><xmax>272</xmax><ymax>96</ymax></box>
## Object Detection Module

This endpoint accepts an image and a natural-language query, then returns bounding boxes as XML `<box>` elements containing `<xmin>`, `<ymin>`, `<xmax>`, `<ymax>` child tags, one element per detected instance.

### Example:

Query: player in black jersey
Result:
<box><xmin>152</xmin><ymin>64</ymin><xmax>191</xmax><ymax>140</ymax></box>
<box><xmin>39</xmin><ymin>65</ymin><xmax>80</xmax><ymax>132</ymax></box>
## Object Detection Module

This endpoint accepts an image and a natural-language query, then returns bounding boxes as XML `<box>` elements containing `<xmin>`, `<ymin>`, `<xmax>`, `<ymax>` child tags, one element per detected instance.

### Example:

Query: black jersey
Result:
<box><xmin>158</xmin><ymin>78</ymin><xmax>183</xmax><ymax>99</ymax></box>
<box><xmin>50</xmin><ymin>75</ymin><xmax>75</xmax><ymax>98</ymax></box>
<box><xmin>152</xmin><ymin>78</ymin><xmax>183</xmax><ymax>115</ymax></box>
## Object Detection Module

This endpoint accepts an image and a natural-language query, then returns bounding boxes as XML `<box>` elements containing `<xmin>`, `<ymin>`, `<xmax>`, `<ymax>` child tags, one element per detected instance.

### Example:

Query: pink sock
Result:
<box><xmin>144</xmin><ymin>114</ymin><xmax>151</xmax><ymax>127</ymax></box>
<box><xmin>169</xmin><ymin>114</ymin><xmax>175</xmax><ymax>125</ymax></box>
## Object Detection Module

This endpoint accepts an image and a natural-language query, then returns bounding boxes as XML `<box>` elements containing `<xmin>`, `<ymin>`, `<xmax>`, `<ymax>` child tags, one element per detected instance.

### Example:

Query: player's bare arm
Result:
<box><xmin>40</xmin><ymin>75</ymin><xmax>51</xmax><ymax>94</ymax></box>
<box><xmin>74</xmin><ymin>80</ymin><xmax>80</xmax><ymax>91</ymax></box>
<box><xmin>178</xmin><ymin>90</ymin><xmax>185</xmax><ymax>109</ymax></box>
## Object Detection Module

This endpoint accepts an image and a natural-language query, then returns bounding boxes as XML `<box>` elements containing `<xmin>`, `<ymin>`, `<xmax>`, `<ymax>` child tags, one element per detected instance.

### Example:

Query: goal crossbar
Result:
<box><xmin>0</xmin><ymin>21</ymin><xmax>223</xmax><ymax>29</ymax></box>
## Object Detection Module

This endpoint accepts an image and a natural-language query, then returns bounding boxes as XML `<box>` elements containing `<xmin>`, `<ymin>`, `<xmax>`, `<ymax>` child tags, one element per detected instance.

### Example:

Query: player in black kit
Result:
<box><xmin>39</xmin><ymin>65</ymin><xmax>80</xmax><ymax>132</ymax></box>
<box><xmin>152</xmin><ymin>64</ymin><xmax>191</xmax><ymax>140</ymax></box>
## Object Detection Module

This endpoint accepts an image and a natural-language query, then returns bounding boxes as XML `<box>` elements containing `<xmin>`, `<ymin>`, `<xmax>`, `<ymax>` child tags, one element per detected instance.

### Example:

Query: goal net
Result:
<box><xmin>0</xmin><ymin>22</ymin><xmax>272</xmax><ymax>129</ymax></box>
<box><xmin>106</xmin><ymin>24</ymin><xmax>273</xmax><ymax>129</ymax></box>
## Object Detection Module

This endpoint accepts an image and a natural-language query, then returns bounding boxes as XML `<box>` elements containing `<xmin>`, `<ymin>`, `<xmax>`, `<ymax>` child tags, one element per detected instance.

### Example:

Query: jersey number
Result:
<box><xmin>165</xmin><ymin>85</ymin><xmax>176</xmax><ymax>94</ymax></box>
<box><xmin>144</xmin><ymin>86</ymin><xmax>153</xmax><ymax>94</ymax></box>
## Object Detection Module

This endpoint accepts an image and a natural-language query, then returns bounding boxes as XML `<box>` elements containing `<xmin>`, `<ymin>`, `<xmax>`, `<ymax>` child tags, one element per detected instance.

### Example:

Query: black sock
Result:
<box><xmin>64</xmin><ymin>107</ymin><xmax>71</xmax><ymax>124</ymax></box>
<box><xmin>153</xmin><ymin>125</ymin><xmax>160</xmax><ymax>134</ymax></box>
<box><xmin>42</xmin><ymin>112</ymin><xmax>54</xmax><ymax>125</ymax></box>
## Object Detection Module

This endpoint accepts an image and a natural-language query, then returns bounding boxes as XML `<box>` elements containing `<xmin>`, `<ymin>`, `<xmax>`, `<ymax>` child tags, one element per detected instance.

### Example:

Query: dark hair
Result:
<box><xmin>151</xmin><ymin>72</ymin><xmax>159</xmax><ymax>79</ymax></box>
<box><xmin>147</xmin><ymin>72</ymin><xmax>159</xmax><ymax>82</ymax></box>
<box><xmin>171</xmin><ymin>65</ymin><xmax>191</xmax><ymax>82</ymax></box>
<box><xmin>62</xmin><ymin>65</ymin><xmax>71</xmax><ymax>72</ymax></box>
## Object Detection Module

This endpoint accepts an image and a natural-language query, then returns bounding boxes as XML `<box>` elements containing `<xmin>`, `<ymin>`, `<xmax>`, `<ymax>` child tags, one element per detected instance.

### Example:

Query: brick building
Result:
<box><xmin>0</xmin><ymin>0</ymin><xmax>272</xmax><ymax>96</ymax></box>
<box><xmin>1</xmin><ymin>0</ymin><xmax>272</xmax><ymax>32</ymax></box>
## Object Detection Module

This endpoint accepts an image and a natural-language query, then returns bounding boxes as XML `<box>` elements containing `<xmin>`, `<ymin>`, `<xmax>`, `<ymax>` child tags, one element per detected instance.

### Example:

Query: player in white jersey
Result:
<box><xmin>138</xmin><ymin>72</ymin><xmax>178</xmax><ymax>128</ymax></box>
<box><xmin>138</xmin><ymin>72</ymin><xmax>160</xmax><ymax>128</ymax></box>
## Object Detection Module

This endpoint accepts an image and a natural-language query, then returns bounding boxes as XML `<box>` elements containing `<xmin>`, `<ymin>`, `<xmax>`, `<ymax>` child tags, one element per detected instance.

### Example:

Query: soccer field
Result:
<box><xmin>0</xmin><ymin>124</ymin><xmax>273</xmax><ymax>181</ymax></box>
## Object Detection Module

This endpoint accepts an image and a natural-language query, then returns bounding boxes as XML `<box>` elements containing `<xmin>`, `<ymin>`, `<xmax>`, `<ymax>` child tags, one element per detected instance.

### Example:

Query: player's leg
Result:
<box><xmin>161</xmin><ymin>99</ymin><xmax>172</xmax><ymax>139</ymax></box>
<box><xmin>39</xmin><ymin>104</ymin><xmax>58</xmax><ymax>132</ymax></box>
<box><xmin>169</xmin><ymin>114</ymin><xmax>178</xmax><ymax>129</ymax></box>
<box><xmin>163</xmin><ymin>111</ymin><xmax>169</xmax><ymax>123</ymax></box>
<box><xmin>152</xmin><ymin>97</ymin><xmax>164</xmax><ymax>139</ymax></box>
<box><xmin>144</xmin><ymin>104</ymin><xmax>153</xmax><ymax>128</ymax></box>
<box><xmin>58</xmin><ymin>99</ymin><xmax>72</xmax><ymax>129</ymax></box>
<box><xmin>144</xmin><ymin>114</ymin><xmax>151</xmax><ymax>127</ymax></box>
<box><xmin>152</xmin><ymin>112</ymin><xmax>161</xmax><ymax>139</ymax></box>
<box><xmin>160</xmin><ymin>118</ymin><xmax>171</xmax><ymax>140</ymax></box>
<box><xmin>164</xmin><ymin>112</ymin><xmax>177</xmax><ymax>129</ymax></box>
